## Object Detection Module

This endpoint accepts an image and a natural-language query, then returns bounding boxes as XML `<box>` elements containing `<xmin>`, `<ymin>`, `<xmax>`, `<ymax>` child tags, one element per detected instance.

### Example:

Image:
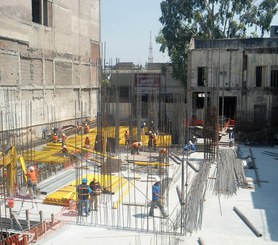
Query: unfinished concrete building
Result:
<box><xmin>187</xmin><ymin>32</ymin><xmax>278</xmax><ymax>143</ymax></box>
<box><xmin>104</xmin><ymin>62</ymin><xmax>186</xmax><ymax>144</ymax></box>
<box><xmin>0</xmin><ymin>0</ymin><xmax>101</xmax><ymax>144</ymax></box>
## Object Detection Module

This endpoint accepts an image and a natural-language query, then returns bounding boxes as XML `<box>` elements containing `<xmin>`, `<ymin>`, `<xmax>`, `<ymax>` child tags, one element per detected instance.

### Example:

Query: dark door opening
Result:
<box><xmin>219</xmin><ymin>96</ymin><xmax>237</xmax><ymax>120</ymax></box>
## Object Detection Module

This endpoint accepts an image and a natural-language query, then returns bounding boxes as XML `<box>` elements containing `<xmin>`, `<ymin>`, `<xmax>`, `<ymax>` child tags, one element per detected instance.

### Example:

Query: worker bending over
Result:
<box><xmin>130</xmin><ymin>141</ymin><xmax>142</xmax><ymax>155</ymax></box>
<box><xmin>184</xmin><ymin>141</ymin><xmax>196</xmax><ymax>155</ymax></box>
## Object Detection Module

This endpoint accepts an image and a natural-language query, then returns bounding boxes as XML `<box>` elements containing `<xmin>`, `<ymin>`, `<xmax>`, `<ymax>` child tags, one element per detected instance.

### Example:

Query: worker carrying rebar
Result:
<box><xmin>77</xmin><ymin>178</ymin><xmax>92</xmax><ymax>216</ymax></box>
<box><xmin>130</xmin><ymin>140</ymin><xmax>142</xmax><ymax>155</ymax></box>
<box><xmin>149</xmin><ymin>176</ymin><xmax>168</xmax><ymax>218</ymax></box>
<box><xmin>26</xmin><ymin>166</ymin><xmax>39</xmax><ymax>198</ymax></box>
<box><xmin>89</xmin><ymin>179</ymin><xmax>102</xmax><ymax>212</ymax></box>
<box><xmin>184</xmin><ymin>140</ymin><xmax>196</xmax><ymax>155</ymax></box>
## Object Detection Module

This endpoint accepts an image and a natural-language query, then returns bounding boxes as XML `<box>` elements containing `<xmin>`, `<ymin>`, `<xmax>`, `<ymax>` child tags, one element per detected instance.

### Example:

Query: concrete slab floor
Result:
<box><xmin>2</xmin><ymin>144</ymin><xmax>278</xmax><ymax>245</ymax></box>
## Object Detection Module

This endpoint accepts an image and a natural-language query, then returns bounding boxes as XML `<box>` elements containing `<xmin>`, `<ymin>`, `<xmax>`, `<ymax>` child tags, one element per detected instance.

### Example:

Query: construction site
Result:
<box><xmin>1</xmin><ymin>71</ymin><xmax>278</xmax><ymax>245</ymax></box>
<box><xmin>1</xmin><ymin>0</ymin><xmax>278</xmax><ymax>245</ymax></box>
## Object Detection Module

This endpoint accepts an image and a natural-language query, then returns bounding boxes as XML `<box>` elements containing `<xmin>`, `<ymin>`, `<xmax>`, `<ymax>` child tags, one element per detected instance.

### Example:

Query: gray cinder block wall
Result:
<box><xmin>0</xmin><ymin>0</ymin><xmax>100</xmax><ymax>139</ymax></box>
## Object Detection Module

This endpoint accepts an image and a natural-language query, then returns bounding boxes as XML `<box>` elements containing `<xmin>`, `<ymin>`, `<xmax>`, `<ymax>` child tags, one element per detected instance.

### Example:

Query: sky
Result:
<box><xmin>100</xmin><ymin>0</ymin><xmax>170</xmax><ymax>65</ymax></box>
<box><xmin>101</xmin><ymin>1</ymin><xmax>278</xmax><ymax>66</ymax></box>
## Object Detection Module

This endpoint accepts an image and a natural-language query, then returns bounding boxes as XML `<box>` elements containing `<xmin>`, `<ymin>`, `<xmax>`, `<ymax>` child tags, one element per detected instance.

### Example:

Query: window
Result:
<box><xmin>32</xmin><ymin>0</ymin><xmax>52</xmax><ymax>27</ymax></box>
<box><xmin>119</xmin><ymin>86</ymin><xmax>129</xmax><ymax>98</ymax></box>
<box><xmin>271</xmin><ymin>67</ymin><xmax>278</xmax><ymax>87</ymax></box>
<box><xmin>256</xmin><ymin>66</ymin><xmax>262</xmax><ymax>87</ymax></box>
<box><xmin>197</xmin><ymin>67</ymin><xmax>207</xmax><ymax>86</ymax></box>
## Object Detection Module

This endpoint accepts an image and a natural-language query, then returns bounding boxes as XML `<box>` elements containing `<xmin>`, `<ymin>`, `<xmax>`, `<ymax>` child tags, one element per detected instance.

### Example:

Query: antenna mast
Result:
<box><xmin>148</xmin><ymin>31</ymin><xmax>154</xmax><ymax>63</ymax></box>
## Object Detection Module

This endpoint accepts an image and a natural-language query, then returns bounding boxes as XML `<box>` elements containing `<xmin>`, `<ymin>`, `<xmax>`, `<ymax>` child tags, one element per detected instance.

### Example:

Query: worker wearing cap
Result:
<box><xmin>77</xmin><ymin>178</ymin><xmax>92</xmax><ymax>216</ymax></box>
<box><xmin>89</xmin><ymin>179</ymin><xmax>102</xmax><ymax>212</ymax></box>
<box><xmin>149</xmin><ymin>176</ymin><xmax>168</xmax><ymax>218</ymax></box>
<box><xmin>26</xmin><ymin>166</ymin><xmax>38</xmax><ymax>198</ymax></box>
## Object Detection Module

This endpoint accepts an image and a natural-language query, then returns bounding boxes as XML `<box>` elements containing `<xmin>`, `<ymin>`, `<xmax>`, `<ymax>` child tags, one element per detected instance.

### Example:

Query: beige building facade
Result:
<box><xmin>0</xmin><ymin>0</ymin><xmax>100</xmax><ymax>138</ymax></box>
<box><xmin>187</xmin><ymin>37</ymin><xmax>278</xmax><ymax>130</ymax></box>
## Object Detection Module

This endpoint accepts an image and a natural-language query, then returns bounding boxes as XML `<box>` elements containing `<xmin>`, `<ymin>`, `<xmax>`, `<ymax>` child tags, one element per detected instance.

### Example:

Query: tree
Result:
<box><xmin>157</xmin><ymin>0</ymin><xmax>278</xmax><ymax>87</ymax></box>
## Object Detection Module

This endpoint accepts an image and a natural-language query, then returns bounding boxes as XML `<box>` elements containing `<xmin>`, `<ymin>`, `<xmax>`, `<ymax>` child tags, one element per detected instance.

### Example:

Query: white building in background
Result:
<box><xmin>0</xmin><ymin>0</ymin><xmax>100</xmax><ymax>136</ymax></box>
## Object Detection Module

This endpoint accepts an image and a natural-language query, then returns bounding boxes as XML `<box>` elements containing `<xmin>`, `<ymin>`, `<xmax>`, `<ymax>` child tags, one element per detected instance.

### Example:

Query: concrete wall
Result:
<box><xmin>0</xmin><ymin>0</ymin><xmax>100</xmax><ymax>134</ymax></box>
<box><xmin>187</xmin><ymin>38</ymin><xmax>278</xmax><ymax>126</ymax></box>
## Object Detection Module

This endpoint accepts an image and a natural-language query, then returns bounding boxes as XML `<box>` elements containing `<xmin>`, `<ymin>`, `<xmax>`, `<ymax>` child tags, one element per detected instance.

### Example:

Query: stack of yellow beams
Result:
<box><xmin>43</xmin><ymin>174</ymin><xmax>129</xmax><ymax>207</ymax></box>
<box><xmin>22</xmin><ymin>150</ymin><xmax>70</xmax><ymax>164</ymax></box>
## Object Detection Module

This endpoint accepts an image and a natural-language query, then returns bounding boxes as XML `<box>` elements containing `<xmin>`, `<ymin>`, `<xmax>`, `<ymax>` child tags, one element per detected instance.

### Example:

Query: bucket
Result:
<box><xmin>7</xmin><ymin>198</ymin><xmax>14</xmax><ymax>208</ymax></box>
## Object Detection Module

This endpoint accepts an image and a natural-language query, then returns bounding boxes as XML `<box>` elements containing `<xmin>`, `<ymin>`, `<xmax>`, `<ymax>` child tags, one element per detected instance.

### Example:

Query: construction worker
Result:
<box><xmin>77</xmin><ymin>178</ymin><xmax>92</xmax><ymax>216</ymax></box>
<box><xmin>89</xmin><ymin>179</ymin><xmax>102</xmax><ymax>212</ymax></box>
<box><xmin>184</xmin><ymin>140</ymin><xmax>196</xmax><ymax>155</ymax></box>
<box><xmin>85</xmin><ymin>136</ymin><xmax>90</xmax><ymax>148</ymax></box>
<box><xmin>130</xmin><ymin>141</ymin><xmax>142</xmax><ymax>155</ymax></box>
<box><xmin>62</xmin><ymin>133</ymin><xmax>67</xmax><ymax>147</ymax></box>
<box><xmin>159</xmin><ymin>148</ymin><xmax>168</xmax><ymax>163</ymax></box>
<box><xmin>76</xmin><ymin>122</ymin><xmax>82</xmax><ymax>135</ymax></box>
<box><xmin>149</xmin><ymin>176</ymin><xmax>168</xmax><ymax>218</ymax></box>
<box><xmin>148</xmin><ymin>131</ymin><xmax>153</xmax><ymax>149</ymax></box>
<box><xmin>141</xmin><ymin>122</ymin><xmax>146</xmax><ymax>134</ymax></box>
<box><xmin>62</xmin><ymin>145</ymin><xmax>68</xmax><ymax>154</ymax></box>
<box><xmin>124</xmin><ymin>130</ymin><xmax>130</xmax><ymax>147</ymax></box>
<box><xmin>229</xmin><ymin>127</ymin><xmax>234</xmax><ymax>147</ymax></box>
<box><xmin>26</xmin><ymin>166</ymin><xmax>38</xmax><ymax>198</ymax></box>
<box><xmin>53</xmin><ymin>133</ymin><xmax>58</xmax><ymax>143</ymax></box>
<box><xmin>153</xmin><ymin>133</ymin><xmax>157</xmax><ymax>152</ymax></box>
<box><xmin>84</xmin><ymin>123</ymin><xmax>90</xmax><ymax>134</ymax></box>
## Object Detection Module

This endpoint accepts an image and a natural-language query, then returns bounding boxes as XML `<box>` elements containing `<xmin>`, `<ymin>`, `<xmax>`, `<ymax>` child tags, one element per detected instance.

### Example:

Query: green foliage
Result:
<box><xmin>157</xmin><ymin>0</ymin><xmax>278</xmax><ymax>87</ymax></box>
<box><xmin>101</xmin><ymin>79</ymin><xmax>111</xmax><ymax>88</ymax></box>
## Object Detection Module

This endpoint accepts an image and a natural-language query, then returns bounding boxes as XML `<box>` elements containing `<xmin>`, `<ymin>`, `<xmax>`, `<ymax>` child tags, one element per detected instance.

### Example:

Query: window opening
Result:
<box><xmin>271</xmin><ymin>67</ymin><xmax>278</xmax><ymax>87</ymax></box>
<box><xmin>197</xmin><ymin>67</ymin><xmax>207</xmax><ymax>86</ymax></box>
<box><xmin>32</xmin><ymin>0</ymin><xmax>52</xmax><ymax>27</ymax></box>
<box><xmin>256</xmin><ymin>66</ymin><xmax>262</xmax><ymax>87</ymax></box>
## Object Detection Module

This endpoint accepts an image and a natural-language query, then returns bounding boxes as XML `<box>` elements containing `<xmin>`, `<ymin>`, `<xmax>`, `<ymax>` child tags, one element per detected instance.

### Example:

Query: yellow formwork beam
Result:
<box><xmin>43</xmin><ymin>174</ymin><xmax>130</xmax><ymax>207</ymax></box>
<box><xmin>44</xmin><ymin>186</ymin><xmax>76</xmax><ymax>206</ymax></box>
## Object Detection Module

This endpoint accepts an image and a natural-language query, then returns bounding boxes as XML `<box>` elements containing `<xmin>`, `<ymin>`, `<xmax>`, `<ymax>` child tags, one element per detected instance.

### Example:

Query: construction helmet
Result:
<box><xmin>82</xmin><ymin>178</ymin><xmax>87</xmax><ymax>184</ymax></box>
<box><xmin>29</xmin><ymin>166</ymin><xmax>34</xmax><ymax>172</ymax></box>
<box><xmin>154</xmin><ymin>176</ymin><xmax>161</xmax><ymax>182</ymax></box>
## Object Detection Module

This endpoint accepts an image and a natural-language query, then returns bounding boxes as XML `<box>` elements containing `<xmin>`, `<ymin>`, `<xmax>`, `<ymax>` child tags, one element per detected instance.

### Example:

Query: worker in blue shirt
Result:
<box><xmin>184</xmin><ymin>140</ymin><xmax>196</xmax><ymax>154</ymax></box>
<box><xmin>149</xmin><ymin>176</ymin><xmax>168</xmax><ymax>218</ymax></box>
<box><xmin>77</xmin><ymin>178</ymin><xmax>92</xmax><ymax>216</ymax></box>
